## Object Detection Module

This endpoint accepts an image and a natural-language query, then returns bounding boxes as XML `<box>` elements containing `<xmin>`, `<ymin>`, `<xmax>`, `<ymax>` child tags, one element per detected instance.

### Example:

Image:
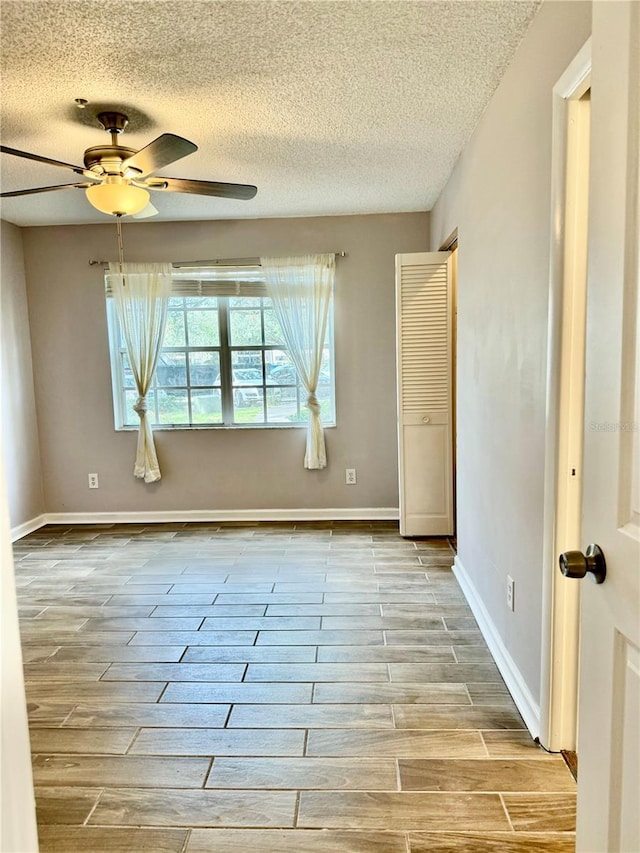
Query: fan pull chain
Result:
<box><xmin>116</xmin><ymin>214</ymin><xmax>125</xmax><ymax>279</ymax></box>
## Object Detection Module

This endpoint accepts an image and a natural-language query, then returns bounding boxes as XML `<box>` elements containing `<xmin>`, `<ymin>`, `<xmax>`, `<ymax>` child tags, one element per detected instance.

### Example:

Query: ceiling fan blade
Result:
<box><xmin>122</xmin><ymin>134</ymin><xmax>197</xmax><ymax>177</ymax></box>
<box><xmin>1</xmin><ymin>145</ymin><xmax>87</xmax><ymax>176</ymax></box>
<box><xmin>152</xmin><ymin>177</ymin><xmax>258</xmax><ymax>200</ymax></box>
<box><xmin>0</xmin><ymin>182</ymin><xmax>92</xmax><ymax>198</ymax></box>
<box><xmin>132</xmin><ymin>201</ymin><xmax>159</xmax><ymax>219</ymax></box>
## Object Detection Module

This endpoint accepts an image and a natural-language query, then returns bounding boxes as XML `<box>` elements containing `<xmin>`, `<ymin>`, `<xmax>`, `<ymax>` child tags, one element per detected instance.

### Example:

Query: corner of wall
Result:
<box><xmin>1</xmin><ymin>219</ymin><xmax>46</xmax><ymax>529</ymax></box>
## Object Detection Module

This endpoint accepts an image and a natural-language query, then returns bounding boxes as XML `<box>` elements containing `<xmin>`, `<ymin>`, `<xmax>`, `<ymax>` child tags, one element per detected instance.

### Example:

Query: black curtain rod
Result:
<box><xmin>89</xmin><ymin>252</ymin><xmax>347</xmax><ymax>267</ymax></box>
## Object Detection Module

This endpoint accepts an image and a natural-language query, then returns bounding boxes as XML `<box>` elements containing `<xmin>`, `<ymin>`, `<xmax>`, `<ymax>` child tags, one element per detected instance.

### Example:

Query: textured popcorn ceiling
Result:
<box><xmin>0</xmin><ymin>0</ymin><xmax>540</xmax><ymax>226</ymax></box>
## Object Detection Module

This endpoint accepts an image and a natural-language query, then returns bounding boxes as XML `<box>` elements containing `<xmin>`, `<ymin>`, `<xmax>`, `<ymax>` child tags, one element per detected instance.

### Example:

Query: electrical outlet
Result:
<box><xmin>507</xmin><ymin>575</ymin><xmax>515</xmax><ymax>611</ymax></box>
<box><xmin>345</xmin><ymin>468</ymin><xmax>357</xmax><ymax>485</ymax></box>
<box><xmin>88</xmin><ymin>473</ymin><xmax>99</xmax><ymax>489</ymax></box>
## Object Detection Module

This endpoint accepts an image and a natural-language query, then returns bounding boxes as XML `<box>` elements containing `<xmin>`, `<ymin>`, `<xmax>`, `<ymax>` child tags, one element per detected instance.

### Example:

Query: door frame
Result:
<box><xmin>0</xmin><ymin>457</ymin><xmax>39</xmax><ymax>850</ymax></box>
<box><xmin>439</xmin><ymin>232</ymin><xmax>458</xmax><ymax>536</ymax></box>
<box><xmin>539</xmin><ymin>39</ymin><xmax>592</xmax><ymax>752</ymax></box>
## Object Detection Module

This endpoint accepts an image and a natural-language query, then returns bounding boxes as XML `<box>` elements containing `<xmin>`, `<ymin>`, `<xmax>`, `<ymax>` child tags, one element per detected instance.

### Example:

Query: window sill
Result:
<box><xmin>115</xmin><ymin>423</ymin><xmax>337</xmax><ymax>432</ymax></box>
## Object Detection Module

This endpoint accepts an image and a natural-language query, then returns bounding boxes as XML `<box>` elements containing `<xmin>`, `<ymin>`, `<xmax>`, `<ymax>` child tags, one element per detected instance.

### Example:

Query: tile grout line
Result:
<box><xmin>82</xmin><ymin>786</ymin><xmax>105</xmax><ymax>827</ymax></box>
<box><xmin>498</xmin><ymin>792</ymin><xmax>516</xmax><ymax>831</ymax></box>
<box><xmin>202</xmin><ymin>756</ymin><xmax>215</xmax><ymax>788</ymax></box>
<box><xmin>155</xmin><ymin>681</ymin><xmax>170</xmax><ymax>703</ymax></box>
<box><xmin>125</xmin><ymin>726</ymin><xmax>142</xmax><ymax>754</ymax></box>
<box><xmin>394</xmin><ymin>752</ymin><xmax>402</xmax><ymax>793</ymax></box>
<box><xmin>180</xmin><ymin>828</ymin><xmax>192</xmax><ymax>853</ymax></box>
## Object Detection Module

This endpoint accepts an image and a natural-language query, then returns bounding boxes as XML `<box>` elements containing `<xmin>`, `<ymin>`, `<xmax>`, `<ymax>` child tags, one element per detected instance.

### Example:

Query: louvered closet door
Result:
<box><xmin>396</xmin><ymin>252</ymin><xmax>453</xmax><ymax>536</ymax></box>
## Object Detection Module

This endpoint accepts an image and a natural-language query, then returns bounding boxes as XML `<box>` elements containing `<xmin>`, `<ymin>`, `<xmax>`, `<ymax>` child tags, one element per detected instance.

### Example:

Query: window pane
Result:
<box><xmin>124</xmin><ymin>389</ymin><xmax>157</xmax><ymax>426</ymax></box>
<box><xmin>264</xmin><ymin>309</ymin><xmax>285</xmax><ymax>345</ymax></box>
<box><xmin>289</xmin><ymin>384</ymin><xmax>333</xmax><ymax>423</ymax></box>
<box><xmin>186</xmin><ymin>296</ymin><xmax>216</xmax><ymax>309</ymax></box>
<box><xmin>266</xmin><ymin>388</ymin><xmax>299</xmax><ymax>423</ymax></box>
<box><xmin>320</xmin><ymin>348</ymin><xmax>331</xmax><ymax>381</ymax></box>
<box><xmin>186</xmin><ymin>309</ymin><xmax>219</xmax><ymax>346</ymax></box>
<box><xmin>168</xmin><ymin>297</ymin><xmax>184</xmax><ymax>309</ymax></box>
<box><xmin>123</xmin><ymin>390</ymin><xmax>138</xmax><ymax>426</ymax></box>
<box><xmin>267</xmin><ymin>356</ymin><xmax>297</xmax><ymax>385</ymax></box>
<box><xmin>233</xmin><ymin>387</ymin><xmax>265</xmax><ymax>423</ymax></box>
<box><xmin>156</xmin><ymin>352</ymin><xmax>187</xmax><ymax>387</ymax></box>
<box><xmin>189</xmin><ymin>351</ymin><xmax>220</xmax><ymax>386</ymax></box>
<box><xmin>229</xmin><ymin>297</ymin><xmax>260</xmax><ymax>308</ymax></box>
<box><xmin>231</xmin><ymin>353</ymin><xmax>264</xmax><ymax>422</ymax></box>
<box><xmin>230</xmin><ymin>309</ymin><xmax>262</xmax><ymax>345</ymax></box>
<box><xmin>164</xmin><ymin>311</ymin><xmax>186</xmax><ymax>346</ymax></box>
<box><xmin>191</xmin><ymin>389</ymin><xmax>222</xmax><ymax>424</ymax></box>
<box><xmin>317</xmin><ymin>383</ymin><xmax>333</xmax><ymax>418</ymax></box>
<box><xmin>269</xmin><ymin>383</ymin><xmax>297</xmax><ymax>404</ymax></box>
<box><xmin>158</xmin><ymin>389</ymin><xmax>189</xmax><ymax>424</ymax></box>
<box><xmin>231</xmin><ymin>351</ymin><xmax>264</xmax><ymax>374</ymax></box>
<box><xmin>232</xmin><ymin>371</ymin><xmax>263</xmax><ymax>394</ymax></box>
<box><xmin>121</xmin><ymin>353</ymin><xmax>136</xmax><ymax>388</ymax></box>
<box><xmin>266</xmin><ymin>350</ymin><xmax>295</xmax><ymax>383</ymax></box>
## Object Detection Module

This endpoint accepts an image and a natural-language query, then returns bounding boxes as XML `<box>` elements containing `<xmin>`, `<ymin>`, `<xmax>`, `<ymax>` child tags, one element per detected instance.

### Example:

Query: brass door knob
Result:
<box><xmin>559</xmin><ymin>544</ymin><xmax>606</xmax><ymax>584</ymax></box>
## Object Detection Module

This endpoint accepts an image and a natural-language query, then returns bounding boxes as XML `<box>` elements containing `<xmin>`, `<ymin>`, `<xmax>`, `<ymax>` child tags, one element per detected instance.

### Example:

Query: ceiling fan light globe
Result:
<box><xmin>85</xmin><ymin>183</ymin><xmax>150</xmax><ymax>216</ymax></box>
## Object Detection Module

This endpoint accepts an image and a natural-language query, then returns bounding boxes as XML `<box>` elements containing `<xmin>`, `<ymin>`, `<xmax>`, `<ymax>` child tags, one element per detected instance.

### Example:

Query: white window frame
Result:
<box><xmin>106</xmin><ymin>268</ymin><xmax>336</xmax><ymax>430</ymax></box>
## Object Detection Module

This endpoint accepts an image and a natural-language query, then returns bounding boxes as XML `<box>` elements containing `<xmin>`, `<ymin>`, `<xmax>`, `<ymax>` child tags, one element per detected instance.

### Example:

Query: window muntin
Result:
<box><xmin>108</xmin><ymin>291</ymin><xmax>335</xmax><ymax>429</ymax></box>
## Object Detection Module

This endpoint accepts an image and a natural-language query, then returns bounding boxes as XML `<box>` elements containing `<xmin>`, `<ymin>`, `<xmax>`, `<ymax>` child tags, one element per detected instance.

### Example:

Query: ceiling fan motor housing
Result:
<box><xmin>83</xmin><ymin>145</ymin><xmax>138</xmax><ymax>175</ymax></box>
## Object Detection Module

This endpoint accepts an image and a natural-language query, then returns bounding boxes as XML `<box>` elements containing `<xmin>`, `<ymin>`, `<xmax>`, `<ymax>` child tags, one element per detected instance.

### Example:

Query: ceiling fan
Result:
<box><xmin>0</xmin><ymin>111</ymin><xmax>257</xmax><ymax>217</ymax></box>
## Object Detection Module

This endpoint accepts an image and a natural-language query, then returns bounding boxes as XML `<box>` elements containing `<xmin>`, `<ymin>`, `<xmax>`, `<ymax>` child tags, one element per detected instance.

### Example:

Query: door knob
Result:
<box><xmin>559</xmin><ymin>544</ymin><xmax>606</xmax><ymax>584</ymax></box>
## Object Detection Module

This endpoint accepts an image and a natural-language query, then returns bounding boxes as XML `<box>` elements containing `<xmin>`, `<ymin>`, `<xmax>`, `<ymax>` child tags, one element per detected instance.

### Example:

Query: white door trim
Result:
<box><xmin>0</xmin><ymin>458</ymin><xmax>39</xmax><ymax>849</ymax></box>
<box><xmin>539</xmin><ymin>38</ymin><xmax>592</xmax><ymax>752</ymax></box>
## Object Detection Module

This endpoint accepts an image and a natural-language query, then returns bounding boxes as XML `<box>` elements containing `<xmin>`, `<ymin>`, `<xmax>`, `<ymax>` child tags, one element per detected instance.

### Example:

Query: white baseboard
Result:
<box><xmin>15</xmin><ymin>507</ymin><xmax>398</xmax><ymax>535</ymax></box>
<box><xmin>453</xmin><ymin>554</ymin><xmax>541</xmax><ymax>738</ymax></box>
<box><xmin>10</xmin><ymin>514</ymin><xmax>47</xmax><ymax>542</ymax></box>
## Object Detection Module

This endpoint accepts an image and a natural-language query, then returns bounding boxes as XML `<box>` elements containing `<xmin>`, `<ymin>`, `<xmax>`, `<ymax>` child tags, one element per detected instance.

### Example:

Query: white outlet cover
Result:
<box><xmin>507</xmin><ymin>575</ymin><xmax>515</xmax><ymax>611</ymax></box>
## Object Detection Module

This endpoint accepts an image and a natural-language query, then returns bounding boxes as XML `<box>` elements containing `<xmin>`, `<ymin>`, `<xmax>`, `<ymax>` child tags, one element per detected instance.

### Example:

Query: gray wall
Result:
<box><xmin>22</xmin><ymin>212</ymin><xmax>428</xmax><ymax>514</ymax></box>
<box><xmin>430</xmin><ymin>1</ymin><xmax>592</xmax><ymax>704</ymax></box>
<box><xmin>1</xmin><ymin>220</ymin><xmax>45</xmax><ymax>529</ymax></box>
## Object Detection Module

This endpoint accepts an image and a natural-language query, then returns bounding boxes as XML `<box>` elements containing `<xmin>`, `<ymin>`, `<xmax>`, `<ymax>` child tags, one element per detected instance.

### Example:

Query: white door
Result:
<box><xmin>574</xmin><ymin>4</ymin><xmax>640</xmax><ymax>850</ymax></box>
<box><xmin>395</xmin><ymin>252</ymin><xmax>453</xmax><ymax>536</ymax></box>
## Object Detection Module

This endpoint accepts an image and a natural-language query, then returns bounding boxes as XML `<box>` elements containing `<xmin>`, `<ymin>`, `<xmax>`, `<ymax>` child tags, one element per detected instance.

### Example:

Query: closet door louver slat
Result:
<box><xmin>396</xmin><ymin>252</ymin><xmax>454</xmax><ymax>536</ymax></box>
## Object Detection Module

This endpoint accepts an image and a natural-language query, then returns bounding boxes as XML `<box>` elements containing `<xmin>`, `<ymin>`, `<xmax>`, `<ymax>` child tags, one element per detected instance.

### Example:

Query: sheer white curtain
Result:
<box><xmin>107</xmin><ymin>262</ymin><xmax>172</xmax><ymax>483</ymax></box>
<box><xmin>261</xmin><ymin>254</ymin><xmax>335</xmax><ymax>469</ymax></box>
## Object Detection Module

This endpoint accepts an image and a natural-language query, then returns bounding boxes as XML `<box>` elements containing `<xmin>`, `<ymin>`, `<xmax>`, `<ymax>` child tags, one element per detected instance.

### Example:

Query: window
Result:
<box><xmin>106</xmin><ymin>270</ymin><xmax>335</xmax><ymax>429</ymax></box>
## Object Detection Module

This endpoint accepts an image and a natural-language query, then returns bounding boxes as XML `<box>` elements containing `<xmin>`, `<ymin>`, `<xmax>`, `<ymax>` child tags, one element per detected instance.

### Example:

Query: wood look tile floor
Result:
<box><xmin>14</xmin><ymin>522</ymin><xmax>576</xmax><ymax>852</ymax></box>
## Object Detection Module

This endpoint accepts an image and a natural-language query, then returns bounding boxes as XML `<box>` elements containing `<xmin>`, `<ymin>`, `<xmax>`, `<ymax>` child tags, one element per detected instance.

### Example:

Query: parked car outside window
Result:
<box><xmin>232</xmin><ymin>368</ymin><xmax>263</xmax><ymax>407</ymax></box>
